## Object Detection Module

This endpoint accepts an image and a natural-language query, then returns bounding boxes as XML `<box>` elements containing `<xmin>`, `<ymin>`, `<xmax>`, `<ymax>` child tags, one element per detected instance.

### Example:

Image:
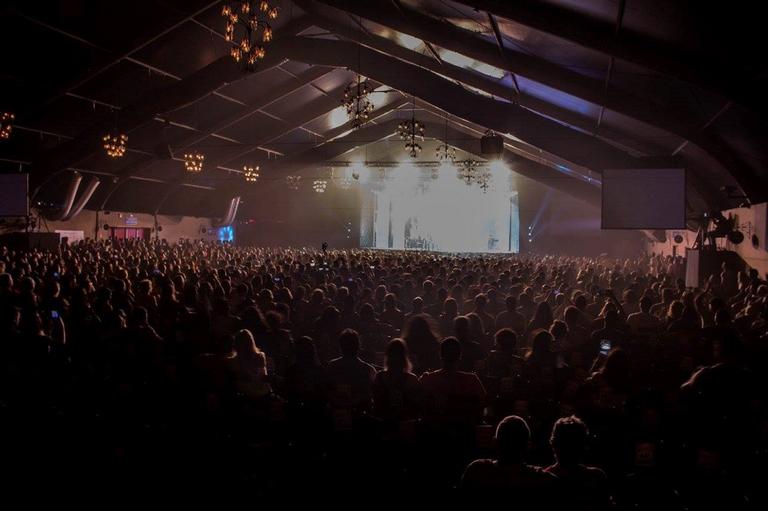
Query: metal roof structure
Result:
<box><xmin>1</xmin><ymin>0</ymin><xmax>766</xmax><ymax>218</ymax></box>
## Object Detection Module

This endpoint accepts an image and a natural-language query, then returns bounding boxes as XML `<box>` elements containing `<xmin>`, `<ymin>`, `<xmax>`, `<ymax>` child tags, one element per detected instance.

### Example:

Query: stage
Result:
<box><xmin>359</xmin><ymin>164</ymin><xmax>520</xmax><ymax>253</ymax></box>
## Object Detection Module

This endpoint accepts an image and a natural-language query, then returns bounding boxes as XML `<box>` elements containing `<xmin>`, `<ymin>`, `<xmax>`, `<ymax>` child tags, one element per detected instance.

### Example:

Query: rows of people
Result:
<box><xmin>0</xmin><ymin>240</ymin><xmax>766</xmax><ymax>506</ymax></box>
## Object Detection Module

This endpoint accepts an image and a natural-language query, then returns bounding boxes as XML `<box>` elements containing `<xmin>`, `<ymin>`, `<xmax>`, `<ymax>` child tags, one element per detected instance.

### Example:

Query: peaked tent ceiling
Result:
<box><xmin>1</xmin><ymin>0</ymin><xmax>765</xmax><ymax>218</ymax></box>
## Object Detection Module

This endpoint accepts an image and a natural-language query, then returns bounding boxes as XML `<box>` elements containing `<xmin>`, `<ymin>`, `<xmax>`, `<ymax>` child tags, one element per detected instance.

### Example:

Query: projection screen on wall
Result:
<box><xmin>601</xmin><ymin>168</ymin><xmax>686</xmax><ymax>229</ymax></box>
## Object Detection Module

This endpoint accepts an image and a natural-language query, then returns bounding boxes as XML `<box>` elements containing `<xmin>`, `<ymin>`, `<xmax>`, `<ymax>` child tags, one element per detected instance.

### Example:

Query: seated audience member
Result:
<box><xmin>438</xmin><ymin>297</ymin><xmax>459</xmax><ymax>337</ymax></box>
<box><xmin>326</xmin><ymin>329</ymin><xmax>377</xmax><ymax>413</ymax></box>
<box><xmin>420</xmin><ymin>337</ymin><xmax>486</xmax><ymax>427</ymax></box>
<box><xmin>402</xmin><ymin>314</ymin><xmax>441</xmax><ymax>374</ymax></box>
<box><xmin>545</xmin><ymin>416</ymin><xmax>609</xmax><ymax>510</ymax></box>
<box><xmin>230</xmin><ymin>328</ymin><xmax>272</xmax><ymax>398</ymax></box>
<box><xmin>483</xmin><ymin>328</ymin><xmax>524</xmax><ymax>379</ymax></box>
<box><xmin>284</xmin><ymin>335</ymin><xmax>326</xmax><ymax>411</ymax></box>
<box><xmin>453</xmin><ymin>315</ymin><xmax>484</xmax><ymax>372</ymax></box>
<box><xmin>495</xmin><ymin>295</ymin><xmax>526</xmax><ymax>337</ymax></box>
<box><xmin>461</xmin><ymin>415</ymin><xmax>556</xmax><ymax>500</ymax></box>
<box><xmin>380</xmin><ymin>292</ymin><xmax>405</xmax><ymax>331</ymax></box>
<box><xmin>471</xmin><ymin>294</ymin><xmax>495</xmax><ymax>335</ymax></box>
<box><xmin>373</xmin><ymin>339</ymin><xmax>421</xmax><ymax>423</ymax></box>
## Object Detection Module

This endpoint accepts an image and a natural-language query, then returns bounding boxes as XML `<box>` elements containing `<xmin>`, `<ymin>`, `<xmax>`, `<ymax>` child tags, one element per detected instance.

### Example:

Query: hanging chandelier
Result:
<box><xmin>336</xmin><ymin>177</ymin><xmax>353</xmax><ymax>190</ymax></box>
<box><xmin>342</xmin><ymin>76</ymin><xmax>374</xmax><ymax>128</ymax></box>
<box><xmin>102</xmin><ymin>133</ymin><xmax>127</xmax><ymax>158</ymax></box>
<box><xmin>243</xmin><ymin>165</ymin><xmax>260</xmax><ymax>182</ymax></box>
<box><xmin>0</xmin><ymin>112</ymin><xmax>14</xmax><ymax>140</ymax></box>
<box><xmin>398</xmin><ymin>118</ymin><xmax>424</xmax><ymax>158</ymax></box>
<box><xmin>183</xmin><ymin>151</ymin><xmax>205</xmax><ymax>173</ymax></box>
<box><xmin>285</xmin><ymin>175</ymin><xmax>301</xmax><ymax>190</ymax></box>
<box><xmin>221</xmin><ymin>1</ymin><xmax>279</xmax><ymax>71</ymax></box>
<box><xmin>476</xmin><ymin>168</ymin><xmax>492</xmax><ymax>193</ymax></box>
<box><xmin>435</xmin><ymin>143</ymin><xmax>456</xmax><ymax>163</ymax></box>
<box><xmin>436</xmin><ymin>117</ymin><xmax>455</xmax><ymax>164</ymax></box>
<box><xmin>457</xmin><ymin>160</ymin><xmax>479</xmax><ymax>185</ymax></box>
<box><xmin>313</xmin><ymin>179</ymin><xmax>327</xmax><ymax>193</ymax></box>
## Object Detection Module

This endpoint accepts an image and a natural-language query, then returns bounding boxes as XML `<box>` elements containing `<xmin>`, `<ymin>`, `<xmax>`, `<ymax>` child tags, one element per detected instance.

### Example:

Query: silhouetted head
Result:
<box><xmin>385</xmin><ymin>338</ymin><xmax>411</xmax><ymax>373</ymax></box>
<box><xmin>338</xmin><ymin>328</ymin><xmax>360</xmax><ymax>358</ymax></box>
<box><xmin>440</xmin><ymin>337</ymin><xmax>462</xmax><ymax>368</ymax></box>
<box><xmin>496</xmin><ymin>415</ymin><xmax>531</xmax><ymax>464</ymax></box>
<box><xmin>550</xmin><ymin>415</ymin><xmax>588</xmax><ymax>467</ymax></box>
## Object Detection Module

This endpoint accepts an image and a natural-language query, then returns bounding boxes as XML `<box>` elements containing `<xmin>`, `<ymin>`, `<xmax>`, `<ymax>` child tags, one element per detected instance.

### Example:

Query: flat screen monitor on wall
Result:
<box><xmin>601</xmin><ymin>168</ymin><xmax>686</xmax><ymax>229</ymax></box>
<box><xmin>0</xmin><ymin>174</ymin><xmax>29</xmax><ymax>217</ymax></box>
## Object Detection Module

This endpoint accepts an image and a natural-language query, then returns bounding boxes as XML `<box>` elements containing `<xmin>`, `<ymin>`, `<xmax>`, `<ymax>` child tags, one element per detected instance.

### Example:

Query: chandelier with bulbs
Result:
<box><xmin>0</xmin><ymin>112</ymin><xmax>14</xmax><ymax>140</ymax></box>
<box><xmin>222</xmin><ymin>1</ymin><xmax>279</xmax><ymax>71</ymax></box>
<box><xmin>457</xmin><ymin>160</ymin><xmax>479</xmax><ymax>185</ymax></box>
<box><xmin>243</xmin><ymin>165</ymin><xmax>260</xmax><ymax>182</ymax></box>
<box><xmin>476</xmin><ymin>168</ymin><xmax>492</xmax><ymax>193</ymax></box>
<box><xmin>398</xmin><ymin>118</ymin><xmax>425</xmax><ymax>158</ymax></box>
<box><xmin>435</xmin><ymin>143</ymin><xmax>456</xmax><ymax>163</ymax></box>
<box><xmin>102</xmin><ymin>133</ymin><xmax>127</xmax><ymax>158</ymax></box>
<box><xmin>342</xmin><ymin>76</ymin><xmax>374</xmax><ymax>128</ymax></box>
<box><xmin>336</xmin><ymin>176</ymin><xmax>353</xmax><ymax>190</ymax></box>
<box><xmin>285</xmin><ymin>175</ymin><xmax>301</xmax><ymax>190</ymax></box>
<box><xmin>312</xmin><ymin>179</ymin><xmax>327</xmax><ymax>193</ymax></box>
<box><xmin>183</xmin><ymin>151</ymin><xmax>205</xmax><ymax>173</ymax></box>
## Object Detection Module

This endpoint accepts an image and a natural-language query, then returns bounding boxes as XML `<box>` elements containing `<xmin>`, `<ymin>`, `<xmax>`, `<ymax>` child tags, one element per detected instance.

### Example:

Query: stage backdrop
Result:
<box><xmin>361</xmin><ymin>165</ymin><xmax>519</xmax><ymax>253</ymax></box>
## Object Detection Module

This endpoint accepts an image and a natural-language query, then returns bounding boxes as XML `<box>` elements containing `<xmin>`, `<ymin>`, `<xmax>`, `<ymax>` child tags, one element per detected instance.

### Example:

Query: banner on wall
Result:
<box><xmin>55</xmin><ymin>229</ymin><xmax>85</xmax><ymax>244</ymax></box>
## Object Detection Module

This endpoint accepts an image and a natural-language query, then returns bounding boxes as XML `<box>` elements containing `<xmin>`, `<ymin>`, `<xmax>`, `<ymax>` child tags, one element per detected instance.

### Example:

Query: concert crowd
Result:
<box><xmin>0</xmin><ymin>240</ymin><xmax>766</xmax><ymax>507</ymax></box>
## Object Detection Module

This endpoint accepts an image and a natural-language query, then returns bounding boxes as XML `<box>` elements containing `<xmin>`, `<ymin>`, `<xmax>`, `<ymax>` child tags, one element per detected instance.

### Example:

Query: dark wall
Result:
<box><xmin>517</xmin><ymin>176</ymin><xmax>644</xmax><ymax>258</ymax></box>
<box><xmin>235</xmin><ymin>182</ymin><xmax>361</xmax><ymax>249</ymax></box>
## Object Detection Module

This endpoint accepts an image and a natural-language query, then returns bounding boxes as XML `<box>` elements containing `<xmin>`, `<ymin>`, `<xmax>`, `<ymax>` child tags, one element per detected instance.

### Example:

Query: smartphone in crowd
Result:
<box><xmin>599</xmin><ymin>339</ymin><xmax>612</xmax><ymax>356</ymax></box>
<box><xmin>51</xmin><ymin>310</ymin><xmax>59</xmax><ymax>320</ymax></box>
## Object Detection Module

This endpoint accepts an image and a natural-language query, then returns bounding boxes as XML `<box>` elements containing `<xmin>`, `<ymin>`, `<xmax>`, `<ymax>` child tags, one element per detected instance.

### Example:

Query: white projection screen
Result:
<box><xmin>601</xmin><ymin>168</ymin><xmax>686</xmax><ymax>229</ymax></box>
<box><xmin>0</xmin><ymin>174</ymin><xmax>29</xmax><ymax>217</ymax></box>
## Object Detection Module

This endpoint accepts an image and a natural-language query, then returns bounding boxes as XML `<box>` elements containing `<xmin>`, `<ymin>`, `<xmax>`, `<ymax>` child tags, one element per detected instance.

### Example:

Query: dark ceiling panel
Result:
<box><xmin>133</xmin><ymin>19</ymin><xmax>230</xmax><ymax>79</ymax></box>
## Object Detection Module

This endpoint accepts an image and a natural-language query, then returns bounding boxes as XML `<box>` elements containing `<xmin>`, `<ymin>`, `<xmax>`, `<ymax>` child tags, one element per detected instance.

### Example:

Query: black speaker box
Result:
<box><xmin>480</xmin><ymin>132</ymin><xmax>503</xmax><ymax>157</ymax></box>
<box><xmin>685</xmin><ymin>249</ymin><xmax>745</xmax><ymax>288</ymax></box>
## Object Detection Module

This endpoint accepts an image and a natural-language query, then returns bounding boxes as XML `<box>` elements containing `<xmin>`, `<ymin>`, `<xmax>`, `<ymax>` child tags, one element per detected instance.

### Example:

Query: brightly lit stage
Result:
<box><xmin>359</xmin><ymin>163</ymin><xmax>520</xmax><ymax>253</ymax></box>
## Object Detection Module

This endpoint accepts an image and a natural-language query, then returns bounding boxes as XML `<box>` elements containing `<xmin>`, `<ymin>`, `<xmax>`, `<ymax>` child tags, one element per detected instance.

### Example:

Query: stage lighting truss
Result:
<box><xmin>102</xmin><ymin>133</ymin><xmax>127</xmax><ymax>158</ymax></box>
<box><xmin>285</xmin><ymin>175</ymin><xmax>301</xmax><ymax>190</ymax></box>
<box><xmin>398</xmin><ymin>117</ymin><xmax>425</xmax><ymax>158</ymax></box>
<box><xmin>312</xmin><ymin>179</ymin><xmax>328</xmax><ymax>193</ymax></box>
<box><xmin>183</xmin><ymin>151</ymin><xmax>205</xmax><ymax>173</ymax></box>
<box><xmin>342</xmin><ymin>76</ymin><xmax>375</xmax><ymax>128</ymax></box>
<box><xmin>221</xmin><ymin>1</ymin><xmax>279</xmax><ymax>71</ymax></box>
<box><xmin>243</xmin><ymin>165</ymin><xmax>260</xmax><ymax>183</ymax></box>
<box><xmin>457</xmin><ymin>159</ymin><xmax>480</xmax><ymax>186</ymax></box>
<box><xmin>0</xmin><ymin>112</ymin><xmax>15</xmax><ymax>140</ymax></box>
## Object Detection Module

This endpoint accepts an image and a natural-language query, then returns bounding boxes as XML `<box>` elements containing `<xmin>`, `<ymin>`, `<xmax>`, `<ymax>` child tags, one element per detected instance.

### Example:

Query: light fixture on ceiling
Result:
<box><xmin>312</xmin><ymin>179</ymin><xmax>327</xmax><ymax>193</ymax></box>
<box><xmin>342</xmin><ymin>75</ymin><xmax>374</xmax><ymax>128</ymax></box>
<box><xmin>435</xmin><ymin>116</ymin><xmax>456</xmax><ymax>166</ymax></box>
<box><xmin>398</xmin><ymin>118</ymin><xmax>424</xmax><ymax>157</ymax></box>
<box><xmin>243</xmin><ymin>165</ymin><xmax>259</xmax><ymax>182</ymax></box>
<box><xmin>397</xmin><ymin>96</ymin><xmax>424</xmax><ymax>158</ymax></box>
<box><xmin>102</xmin><ymin>133</ymin><xmax>127</xmax><ymax>158</ymax></box>
<box><xmin>285</xmin><ymin>175</ymin><xmax>301</xmax><ymax>190</ymax></box>
<box><xmin>457</xmin><ymin>159</ymin><xmax>479</xmax><ymax>185</ymax></box>
<box><xmin>476</xmin><ymin>168</ymin><xmax>492</xmax><ymax>193</ymax></box>
<box><xmin>222</xmin><ymin>1</ymin><xmax>279</xmax><ymax>71</ymax></box>
<box><xmin>0</xmin><ymin>112</ymin><xmax>15</xmax><ymax>140</ymax></box>
<box><xmin>183</xmin><ymin>151</ymin><xmax>205</xmax><ymax>173</ymax></box>
<box><xmin>336</xmin><ymin>176</ymin><xmax>353</xmax><ymax>190</ymax></box>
